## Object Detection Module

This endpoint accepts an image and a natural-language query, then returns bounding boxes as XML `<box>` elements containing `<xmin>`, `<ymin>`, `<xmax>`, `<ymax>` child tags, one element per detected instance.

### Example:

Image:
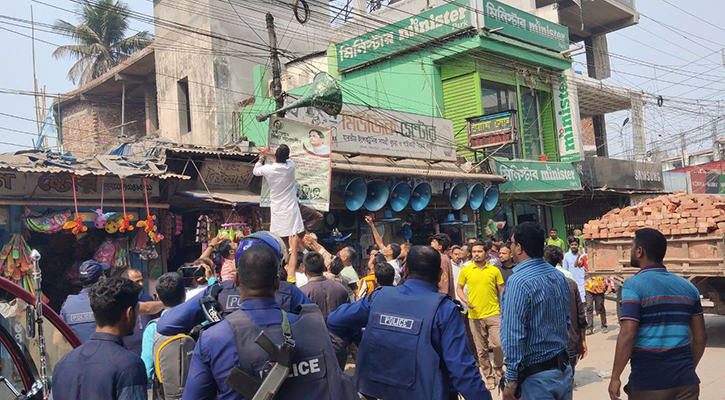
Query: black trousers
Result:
<box><xmin>586</xmin><ymin>292</ymin><xmax>607</xmax><ymax>328</ymax></box>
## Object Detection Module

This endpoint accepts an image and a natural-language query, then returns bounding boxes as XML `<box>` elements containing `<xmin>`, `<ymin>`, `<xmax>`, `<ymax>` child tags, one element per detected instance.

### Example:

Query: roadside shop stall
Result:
<box><xmin>0</xmin><ymin>152</ymin><xmax>186</xmax><ymax>311</ymax></box>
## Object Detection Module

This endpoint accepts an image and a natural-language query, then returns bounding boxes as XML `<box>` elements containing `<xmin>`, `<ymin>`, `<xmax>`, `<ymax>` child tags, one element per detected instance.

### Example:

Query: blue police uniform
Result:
<box><xmin>182</xmin><ymin>298</ymin><xmax>357</xmax><ymax>400</ymax></box>
<box><xmin>59</xmin><ymin>288</ymin><xmax>96</xmax><ymax>343</ymax></box>
<box><xmin>156</xmin><ymin>281</ymin><xmax>311</xmax><ymax>336</ymax></box>
<box><xmin>327</xmin><ymin>279</ymin><xmax>493</xmax><ymax>400</ymax></box>
<box><xmin>51</xmin><ymin>332</ymin><xmax>147</xmax><ymax>400</ymax></box>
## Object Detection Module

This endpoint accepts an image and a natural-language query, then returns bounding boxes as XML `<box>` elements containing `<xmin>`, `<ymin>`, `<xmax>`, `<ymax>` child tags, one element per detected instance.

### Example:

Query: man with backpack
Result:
<box><xmin>155</xmin><ymin>232</ymin><xmax>311</xmax><ymax>336</ymax></box>
<box><xmin>141</xmin><ymin>272</ymin><xmax>187</xmax><ymax>394</ymax></box>
<box><xmin>182</xmin><ymin>242</ymin><xmax>358</xmax><ymax>399</ymax></box>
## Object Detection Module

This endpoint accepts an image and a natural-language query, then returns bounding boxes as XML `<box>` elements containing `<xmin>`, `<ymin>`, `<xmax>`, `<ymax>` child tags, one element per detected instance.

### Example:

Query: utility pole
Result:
<box><xmin>265</xmin><ymin>13</ymin><xmax>285</xmax><ymax>116</ymax></box>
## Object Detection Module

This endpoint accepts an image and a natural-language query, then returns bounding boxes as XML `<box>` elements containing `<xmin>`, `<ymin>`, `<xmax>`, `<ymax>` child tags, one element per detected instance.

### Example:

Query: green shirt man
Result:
<box><xmin>546</xmin><ymin>228</ymin><xmax>566</xmax><ymax>252</ymax></box>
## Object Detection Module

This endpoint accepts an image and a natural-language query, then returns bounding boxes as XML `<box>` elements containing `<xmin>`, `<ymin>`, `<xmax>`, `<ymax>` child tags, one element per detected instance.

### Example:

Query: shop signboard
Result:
<box><xmin>553</xmin><ymin>70</ymin><xmax>584</xmax><ymax>162</ymax></box>
<box><xmin>0</xmin><ymin>173</ymin><xmax>158</xmax><ymax>199</ymax></box>
<box><xmin>492</xmin><ymin>157</ymin><xmax>581</xmax><ymax>192</ymax></box>
<box><xmin>705</xmin><ymin>173</ymin><xmax>720</xmax><ymax>194</ymax></box>
<box><xmin>335</xmin><ymin>0</ymin><xmax>474</xmax><ymax>72</ymax></box>
<box><xmin>482</xmin><ymin>0</ymin><xmax>569</xmax><ymax>52</ymax></box>
<box><xmin>575</xmin><ymin>158</ymin><xmax>664</xmax><ymax>191</ymax></box>
<box><xmin>282</xmin><ymin>98</ymin><xmax>456</xmax><ymax>161</ymax></box>
<box><xmin>261</xmin><ymin>117</ymin><xmax>332</xmax><ymax>212</ymax></box>
<box><xmin>466</xmin><ymin>110</ymin><xmax>517</xmax><ymax>149</ymax></box>
<box><xmin>690</xmin><ymin>172</ymin><xmax>708</xmax><ymax>194</ymax></box>
<box><xmin>198</xmin><ymin>158</ymin><xmax>255</xmax><ymax>190</ymax></box>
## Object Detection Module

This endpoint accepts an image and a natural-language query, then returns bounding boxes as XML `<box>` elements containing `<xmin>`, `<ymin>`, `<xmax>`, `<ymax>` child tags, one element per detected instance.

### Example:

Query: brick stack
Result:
<box><xmin>583</xmin><ymin>192</ymin><xmax>725</xmax><ymax>239</ymax></box>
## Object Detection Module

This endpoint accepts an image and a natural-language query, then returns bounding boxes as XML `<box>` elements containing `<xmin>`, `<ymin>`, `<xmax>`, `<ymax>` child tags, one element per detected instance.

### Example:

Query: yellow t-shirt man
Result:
<box><xmin>458</xmin><ymin>262</ymin><xmax>504</xmax><ymax>319</ymax></box>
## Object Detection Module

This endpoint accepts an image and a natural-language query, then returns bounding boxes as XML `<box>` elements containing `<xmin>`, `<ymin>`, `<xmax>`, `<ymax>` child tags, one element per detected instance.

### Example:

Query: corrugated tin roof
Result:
<box><xmin>330</xmin><ymin>152</ymin><xmax>505</xmax><ymax>182</ymax></box>
<box><xmin>0</xmin><ymin>152</ymin><xmax>188</xmax><ymax>180</ymax></box>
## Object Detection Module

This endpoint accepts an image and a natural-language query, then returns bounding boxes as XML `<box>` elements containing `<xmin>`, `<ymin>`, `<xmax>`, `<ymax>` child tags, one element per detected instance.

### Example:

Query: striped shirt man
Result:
<box><xmin>620</xmin><ymin>264</ymin><xmax>703</xmax><ymax>391</ymax></box>
<box><xmin>500</xmin><ymin>257</ymin><xmax>570</xmax><ymax>382</ymax></box>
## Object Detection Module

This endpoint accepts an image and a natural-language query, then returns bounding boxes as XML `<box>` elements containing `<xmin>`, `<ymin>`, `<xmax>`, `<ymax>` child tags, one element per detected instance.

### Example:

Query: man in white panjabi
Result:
<box><xmin>253</xmin><ymin>145</ymin><xmax>305</xmax><ymax>238</ymax></box>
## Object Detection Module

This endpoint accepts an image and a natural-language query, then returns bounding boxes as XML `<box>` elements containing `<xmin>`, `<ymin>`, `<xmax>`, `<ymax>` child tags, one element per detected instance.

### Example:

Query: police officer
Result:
<box><xmin>60</xmin><ymin>260</ymin><xmax>110</xmax><ymax>342</ymax></box>
<box><xmin>182</xmin><ymin>242</ymin><xmax>358</xmax><ymax>400</ymax></box>
<box><xmin>327</xmin><ymin>245</ymin><xmax>493</xmax><ymax>400</ymax></box>
<box><xmin>156</xmin><ymin>232</ymin><xmax>311</xmax><ymax>336</ymax></box>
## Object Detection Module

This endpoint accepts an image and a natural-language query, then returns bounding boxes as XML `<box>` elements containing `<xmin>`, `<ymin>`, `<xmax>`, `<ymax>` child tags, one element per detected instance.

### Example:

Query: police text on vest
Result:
<box><xmin>379</xmin><ymin>314</ymin><xmax>414</xmax><ymax>330</ymax></box>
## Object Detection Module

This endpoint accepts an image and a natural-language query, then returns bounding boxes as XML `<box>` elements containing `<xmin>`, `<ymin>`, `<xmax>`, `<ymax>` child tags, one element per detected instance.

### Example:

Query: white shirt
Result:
<box><xmin>452</xmin><ymin>260</ymin><xmax>468</xmax><ymax>311</ymax></box>
<box><xmin>295</xmin><ymin>272</ymin><xmax>308</xmax><ymax>288</ymax></box>
<box><xmin>253</xmin><ymin>160</ymin><xmax>305</xmax><ymax>237</ymax></box>
<box><xmin>388</xmin><ymin>259</ymin><xmax>401</xmax><ymax>286</ymax></box>
<box><xmin>563</xmin><ymin>251</ymin><xmax>586</xmax><ymax>302</ymax></box>
<box><xmin>185</xmin><ymin>285</ymin><xmax>208</xmax><ymax>301</ymax></box>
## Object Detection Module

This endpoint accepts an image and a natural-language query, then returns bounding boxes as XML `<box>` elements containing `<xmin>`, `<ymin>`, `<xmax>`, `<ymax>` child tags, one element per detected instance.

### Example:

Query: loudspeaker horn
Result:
<box><xmin>410</xmin><ymin>182</ymin><xmax>432</xmax><ymax>211</ymax></box>
<box><xmin>257</xmin><ymin>73</ymin><xmax>343</xmax><ymax>122</ymax></box>
<box><xmin>483</xmin><ymin>186</ymin><xmax>500</xmax><ymax>212</ymax></box>
<box><xmin>444</xmin><ymin>183</ymin><xmax>468</xmax><ymax>211</ymax></box>
<box><xmin>389</xmin><ymin>182</ymin><xmax>412</xmax><ymax>212</ymax></box>
<box><xmin>341</xmin><ymin>178</ymin><xmax>367</xmax><ymax>211</ymax></box>
<box><xmin>467</xmin><ymin>183</ymin><xmax>485</xmax><ymax>211</ymax></box>
<box><xmin>364</xmin><ymin>180</ymin><xmax>390</xmax><ymax>212</ymax></box>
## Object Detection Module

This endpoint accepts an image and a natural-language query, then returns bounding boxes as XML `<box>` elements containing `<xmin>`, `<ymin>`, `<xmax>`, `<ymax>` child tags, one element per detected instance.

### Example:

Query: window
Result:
<box><xmin>520</xmin><ymin>88</ymin><xmax>544</xmax><ymax>160</ymax></box>
<box><xmin>178</xmin><ymin>79</ymin><xmax>191</xmax><ymax>133</ymax></box>
<box><xmin>481</xmin><ymin>80</ymin><xmax>517</xmax><ymax>159</ymax></box>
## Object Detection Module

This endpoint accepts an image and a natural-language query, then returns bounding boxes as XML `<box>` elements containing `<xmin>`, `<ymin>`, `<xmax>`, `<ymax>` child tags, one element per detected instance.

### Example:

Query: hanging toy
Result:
<box><xmin>93</xmin><ymin>178</ymin><xmax>114</xmax><ymax>229</ymax></box>
<box><xmin>118</xmin><ymin>178</ymin><xmax>134</xmax><ymax>233</ymax></box>
<box><xmin>62</xmin><ymin>176</ymin><xmax>88</xmax><ymax>235</ymax></box>
<box><xmin>135</xmin><ymin>179</ymin><xmax>163</xmax><ymax>243</ymax></box>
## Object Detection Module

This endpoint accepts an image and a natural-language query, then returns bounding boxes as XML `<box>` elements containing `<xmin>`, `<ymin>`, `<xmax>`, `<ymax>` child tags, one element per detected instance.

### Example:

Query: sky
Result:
<box><xmin>0</xmin><ymin>0</ymin><xmax>723</xmax><ymax>157</ymax></box>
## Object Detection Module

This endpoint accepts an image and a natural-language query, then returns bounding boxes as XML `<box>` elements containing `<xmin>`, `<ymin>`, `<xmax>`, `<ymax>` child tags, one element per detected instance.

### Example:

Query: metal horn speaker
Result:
<box><xmin>364</xmin><ymin>180</ymin><xmax>389</xmax><ymax>212</ymax></box>
<box><xmin>257</xmin><ymin>73</ymin><xmax>343</xmax><ymax>122</ymax></box>
<box><xmin>483</xmin><ymin>186</ymin><xmax>500</xmax><ymax>212</ymax></box>
<box><xmin>467</xmin><ymin>183</ymin><xmax>485</xmax><ymax>211</ymax></box>
<box><xmin>410</xmin><ymin>182</ymin><xmax>432</xmax><ymax>211</ymax></box>
<box><xmin>341</xmin><ymin>178</ymin><xmax>367</xmax><ymax>211</ymax></box>
<box><xmin>389</xmin><ymin>182</ymin><xmax>412</xmax><ymax>212</ymax></box>
<box><xmin>444</xmin><ymin>183</ymin><xmax>468</xmax><ymax>211</ymax></box>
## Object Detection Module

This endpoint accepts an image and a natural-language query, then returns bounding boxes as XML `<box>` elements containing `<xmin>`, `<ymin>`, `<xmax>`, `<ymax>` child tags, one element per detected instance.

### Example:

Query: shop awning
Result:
<box><xmin>331</xmin><ymin>153</ymin><xmax>505</xmax><ymax>182</ymax></box>
<box><xmin>176</xmin><ymin>189</ymin><xmax>260</xmax><ymax>206</ymax></box>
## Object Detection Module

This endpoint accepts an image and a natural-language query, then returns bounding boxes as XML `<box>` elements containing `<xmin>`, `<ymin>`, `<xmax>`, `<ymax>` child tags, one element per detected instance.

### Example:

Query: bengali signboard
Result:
<box><xmin>482</xmin><ymin>0</ymin><xmax>569</xmax><ymax>52</ymax></box>
<box><xmin>198</xmin><ymin>158</ymin><xmax>254</xmax><ymax>190</ymax></box>
<box><xmin>553</xmin><ymin>71</ymin><xmax>583</xmax><ymax>162</ymax></box>
<box><xmin>0</xmin><ymin>173</ymin><xmax>158</xmax><ymax>199</ymax></box>
<box><xmin>467</xmin><ymin>111</ymin><xmax>517</xmax><ymax>149</ymax></box>
<box><xmin>336</xmin><ymin>0</ymin><xmax>474</xmax><ymax>72</ymax></box>
<box><xmin>282</xmin><ymin>98</ymin><xmax>456</xmax><ymax>161</ymax></box>
<box><xmin>261</xmin><ymin>117</ymin><xmax>331</xmax><ymax>212</ymax></box>
<box><xmin>492</xmin><ymin>157</ymin><xmax>581</xmax><ymax>193</ymax></box>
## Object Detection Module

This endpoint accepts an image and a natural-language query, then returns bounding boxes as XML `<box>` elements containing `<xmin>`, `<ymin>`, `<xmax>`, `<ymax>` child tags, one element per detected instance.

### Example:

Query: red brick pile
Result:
<box><xmin>583</xmin><ymin>192</ymin><xmax>725</xmax><ymax>239</ymax></box>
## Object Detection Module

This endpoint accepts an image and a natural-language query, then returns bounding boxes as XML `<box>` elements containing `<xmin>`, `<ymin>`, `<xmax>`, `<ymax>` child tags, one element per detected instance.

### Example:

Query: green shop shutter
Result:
<box><xmin>539</xmin><ymin>91</ymin><xmax>559</xmax><ymax>162</ymax></box>
<box><xmin>442</xmin><ymin>72</ymin><xmax>481</xmax><ymax>161</ymax></box>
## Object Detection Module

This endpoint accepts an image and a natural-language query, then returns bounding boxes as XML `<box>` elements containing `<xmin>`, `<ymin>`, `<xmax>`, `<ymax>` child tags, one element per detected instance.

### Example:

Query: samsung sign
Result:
<box><xmin>576</xmin><ymin>158</ymin><xmax>664</xmax><ymax>191</ymax></box>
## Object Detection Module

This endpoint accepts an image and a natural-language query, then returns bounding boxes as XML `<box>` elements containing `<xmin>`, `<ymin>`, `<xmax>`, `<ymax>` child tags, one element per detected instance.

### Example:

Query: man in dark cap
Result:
<box><xmin>60</xmin><ymin>260</ymin><xmax>111</xmax><ymax>342</ymax></box>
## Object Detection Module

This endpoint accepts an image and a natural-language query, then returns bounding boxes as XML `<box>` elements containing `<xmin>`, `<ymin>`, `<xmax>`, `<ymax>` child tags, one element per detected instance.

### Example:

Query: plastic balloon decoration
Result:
<box><xmin>63</xmin><ymin>176</ymin><xmax>88</xmax><ymax>235</ymax></box>
<box><xmin>135</xmin><ymin>179</ymin><xmax>163</xmax><ymax>242</ymax></box>
<box><xmin>118</xmin><ymin>178</ymin><xmax>134</xmax><ymax>233</ymax></box>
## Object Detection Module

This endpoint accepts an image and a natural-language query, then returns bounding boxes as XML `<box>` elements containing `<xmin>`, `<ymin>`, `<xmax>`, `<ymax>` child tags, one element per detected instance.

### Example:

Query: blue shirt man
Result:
<box><xmin>501</xmin><ymin>222</ymin><xmax>572</xmax><ymax>400</ymax></box>
<box><xmin>327</xmin><ymin>246</ymin><xmax>492</xmax><ymax>400</ymax></box>
<box><xmin>52</xmin><ymin>277</ymin><xmax>147</xmax><ymax>400</ymax></box>
<box><xmin>609</xmin><ymin>228</ymin><xmax>706</xmax><ymax>400</ymax></box>
<box><xmin>60</xmin><ymin>260</ymin><xmax>111</xmax><ymax>343</ymax></box>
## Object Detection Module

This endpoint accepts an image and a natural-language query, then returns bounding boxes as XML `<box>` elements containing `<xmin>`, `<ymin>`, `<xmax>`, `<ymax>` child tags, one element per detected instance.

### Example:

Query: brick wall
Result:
<box><xmin>60</xmin><ymin>99</ymin><xmax>146</xmax><ymax>158</ymax></box>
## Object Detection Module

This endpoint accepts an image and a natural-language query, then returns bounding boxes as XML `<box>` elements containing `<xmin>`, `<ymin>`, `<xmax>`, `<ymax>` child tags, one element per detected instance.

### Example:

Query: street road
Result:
<box><xmin>572</xmin><ymin>298</ymin><xmax>725</xmax><ymax>400</ymax></box>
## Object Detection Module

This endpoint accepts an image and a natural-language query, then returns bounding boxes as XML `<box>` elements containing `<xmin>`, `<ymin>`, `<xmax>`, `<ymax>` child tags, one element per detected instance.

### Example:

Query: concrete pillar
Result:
<box><xmin>631</xmin><ymin>92</ymin><xmax>646</xmax><ymax>161</ymax></box>
<box><xmin>145</xmin><ymin>83</ymin><xmax>158</xmax><ymax>135</ymax></box>
<box><xmin>585</xmin><ymin>35</ymin><xmax>611</xmax><ymax>80</ymax></box>
<box><xmin>593</xmin><ymin>114</ymin><xmax>608</xmax><ymax>157</ymax></box>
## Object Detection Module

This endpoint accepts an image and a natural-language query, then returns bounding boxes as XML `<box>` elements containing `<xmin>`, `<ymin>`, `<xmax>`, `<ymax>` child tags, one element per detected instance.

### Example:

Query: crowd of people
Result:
<box><xmin>49</xmin><ymin>146</ymin><xmax>708</xmax><ymax>400</ymax></box>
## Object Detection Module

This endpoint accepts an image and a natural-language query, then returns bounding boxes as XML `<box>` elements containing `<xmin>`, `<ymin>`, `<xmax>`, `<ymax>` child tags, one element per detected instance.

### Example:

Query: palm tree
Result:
<box><xmin>53</xmin><ymin>0</ymin><xmax>152</xmax><ymax>86</ymax></box>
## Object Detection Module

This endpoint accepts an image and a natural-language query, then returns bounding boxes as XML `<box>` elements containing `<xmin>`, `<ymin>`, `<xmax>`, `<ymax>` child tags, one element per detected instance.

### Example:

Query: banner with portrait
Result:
<box><xmin>260</xmin><ymin>117</ymin><xmax>332</xmax><ymax>212</ymax></box>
